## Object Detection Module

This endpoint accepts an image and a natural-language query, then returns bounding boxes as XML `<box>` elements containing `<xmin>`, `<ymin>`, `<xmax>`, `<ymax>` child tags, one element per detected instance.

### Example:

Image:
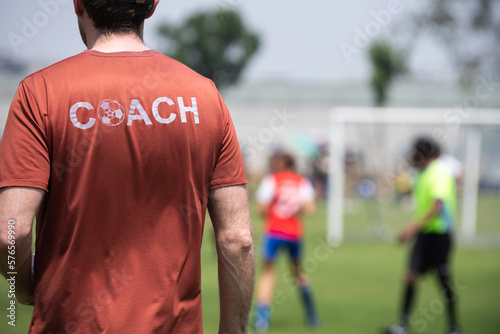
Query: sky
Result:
<box><xmin>0</xmin><ymin>0</ymin><xmax>454</xmax><ymax>83</ymax></box>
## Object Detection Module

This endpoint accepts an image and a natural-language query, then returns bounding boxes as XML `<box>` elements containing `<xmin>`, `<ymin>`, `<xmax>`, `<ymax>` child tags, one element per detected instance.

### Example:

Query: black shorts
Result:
<box><xmin>409</xmin><ymin>233</ymin><xmax>452</xmax><ymax>274</ymax></box>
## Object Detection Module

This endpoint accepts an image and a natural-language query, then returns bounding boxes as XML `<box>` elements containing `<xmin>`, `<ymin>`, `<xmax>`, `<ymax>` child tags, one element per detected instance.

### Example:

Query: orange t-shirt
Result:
<box><xmin>0</xmin><ymin>50</ymin><xmax>247</xmax><ymax>334</ymax></box>
<box><xmin>256</xmin><ymin>171</ymin><xmax>315</xmax><ymax>240</ymax></box>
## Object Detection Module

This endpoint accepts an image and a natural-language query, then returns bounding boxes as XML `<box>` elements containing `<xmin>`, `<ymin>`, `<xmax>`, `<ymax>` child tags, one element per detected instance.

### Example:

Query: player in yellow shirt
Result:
<box><xmin>386</xmin><ymin>137</ymin><xmax>461</xmax><ymax>334</ymax></box>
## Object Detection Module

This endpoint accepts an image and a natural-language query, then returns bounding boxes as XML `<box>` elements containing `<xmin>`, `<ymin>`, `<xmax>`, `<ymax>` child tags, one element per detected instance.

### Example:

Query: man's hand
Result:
<box><xmin>397</xmin><ymin>222</ymin><xmax>422</xmax><ymax>244</ymax></box>
<box><xmin>208</xmin><ymin>185</ymin><xmax>255</xmax><ymax>334</ymax></box>
<box><xmin>398</xmin><ymin>199</ymin><xmax>444</xmax><ymax>244</ymax></box>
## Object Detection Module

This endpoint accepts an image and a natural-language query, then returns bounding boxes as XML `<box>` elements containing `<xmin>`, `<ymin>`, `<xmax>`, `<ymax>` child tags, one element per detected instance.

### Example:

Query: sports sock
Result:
<box><xmin>400</xmin><ymin>283</ymin><xmax>415</xmax><ymax>327</ymax></box>
<box><xmin>299</xmin><ymin>284</ymin><xmax>318</xmax><ymax>322</ymax></box>
<box><xmin>438</xmin><ymin>272</ymin><xmax>458</xmax><ymax>329</ymax></box>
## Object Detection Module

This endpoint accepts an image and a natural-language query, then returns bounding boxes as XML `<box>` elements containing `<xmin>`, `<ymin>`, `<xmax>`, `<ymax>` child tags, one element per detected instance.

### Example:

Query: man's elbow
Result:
<box><xmin>217</xmin><ymin>230</ymin><xmax>254</xmax><ymax>254</ymax></box>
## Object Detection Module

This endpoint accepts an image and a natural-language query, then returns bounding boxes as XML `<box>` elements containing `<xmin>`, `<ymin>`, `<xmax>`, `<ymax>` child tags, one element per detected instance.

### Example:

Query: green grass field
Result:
<box><xmin>1</xmin><ymin>194</ymin><xmax>499</xmax><ymax>333</ymax></box>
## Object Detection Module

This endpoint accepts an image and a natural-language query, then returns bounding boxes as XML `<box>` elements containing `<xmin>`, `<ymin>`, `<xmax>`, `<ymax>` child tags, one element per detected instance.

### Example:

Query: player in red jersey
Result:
<box><xmin>254</xmin><ymin>153</ymin><xmax>319</xmax><ymax>332</ymax></box>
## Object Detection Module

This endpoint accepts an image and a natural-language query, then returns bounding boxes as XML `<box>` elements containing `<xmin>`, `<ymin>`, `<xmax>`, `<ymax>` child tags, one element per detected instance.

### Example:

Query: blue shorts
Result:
<box><xmin>262</xmin><ymin>235</ymin><xmax>302</xmax><ymax>262</ymax></box>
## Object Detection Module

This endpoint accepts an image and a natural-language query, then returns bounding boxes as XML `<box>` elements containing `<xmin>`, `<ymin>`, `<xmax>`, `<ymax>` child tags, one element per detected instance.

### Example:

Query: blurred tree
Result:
<box><xmin>401</xmin><ymin>0</ymin><xmax>500</xmax><ymax>85</ymax></box>
<box><xmin>157</xmin><ymin>10</ymin><xmax>260</xmax><ymax>88</ymax></box>
<box><xmin>368</xmin><ymin>41</ymin><xmax>406</xmax><ymax>106</ymax></box>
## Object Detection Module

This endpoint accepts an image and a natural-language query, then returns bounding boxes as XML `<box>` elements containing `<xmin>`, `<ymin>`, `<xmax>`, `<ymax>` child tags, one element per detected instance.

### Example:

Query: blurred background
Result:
<box><xmin>1</xmin><ymin>1</ymin><xmax>499</xmax><ymax>333</ymax></box>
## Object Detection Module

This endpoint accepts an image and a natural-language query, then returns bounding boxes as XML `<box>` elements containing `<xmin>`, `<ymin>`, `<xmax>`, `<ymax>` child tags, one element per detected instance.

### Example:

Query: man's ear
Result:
<box><xmin>145</xmin><ymin>0</ymin><xmax>160</xmax><ymax>19</ymax></box>
<box><xmin>74</xmin><ymin>0</ymin><xmax>85</xmax><ymax>17</ymax></box>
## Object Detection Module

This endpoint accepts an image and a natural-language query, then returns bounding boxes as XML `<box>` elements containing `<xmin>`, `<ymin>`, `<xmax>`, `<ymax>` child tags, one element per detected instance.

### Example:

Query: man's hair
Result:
<box><xmin>409</xmin><ymin>136</ymin><xmax>441</xmax><ymax>167</ymax></box>
<box><xmin>82</xmin><ymin>0</ymin><xmax>154</xmax><ymax>35</ymax></box>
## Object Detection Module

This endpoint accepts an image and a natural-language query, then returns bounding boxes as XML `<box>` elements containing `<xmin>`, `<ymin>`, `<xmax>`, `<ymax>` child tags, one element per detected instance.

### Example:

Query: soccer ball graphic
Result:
<box><xmin>97</xmin><ymin>99</ymin><xmax>125</xmax><ymax>126</ymax></box>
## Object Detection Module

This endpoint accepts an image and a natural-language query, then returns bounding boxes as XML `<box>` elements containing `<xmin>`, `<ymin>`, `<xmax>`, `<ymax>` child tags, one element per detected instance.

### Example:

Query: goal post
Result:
<box><xmin>327</xmin><ymin>107</ymin><xmax>500</xmax><ymax>245</ymax></box>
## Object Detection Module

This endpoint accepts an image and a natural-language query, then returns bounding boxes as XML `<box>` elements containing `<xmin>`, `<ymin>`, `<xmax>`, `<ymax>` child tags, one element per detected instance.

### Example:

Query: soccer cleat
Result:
<box><xmin>254</xmin><ymin>304</ymin><xmax>270</xmax><ymax>332</ymax></box>
<box><xmin>447</xmin><ymin>328</ymin><xmax>462</xmax><ymax>334</ymax></box>
<box><xmin>384</xmin><ymin>324</ymin><xmax>409</xmax><ymax>334</ymax></box>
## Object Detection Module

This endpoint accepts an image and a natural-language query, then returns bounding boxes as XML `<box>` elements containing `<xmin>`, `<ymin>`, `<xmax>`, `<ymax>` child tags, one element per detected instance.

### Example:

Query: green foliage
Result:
<box><xmin>406</xmin><ymin>0</ymin><xmax>500</xmax><ymax>85</ymax></box>
<box><xmin>368</xmin><ymin>41</ymin><xmax>406</xmax><ymax>106</ymax></box>
<box><xmin>157</xmin><ymin>10</ymin><xmax>260</xmax><ymax>88</ymax></box>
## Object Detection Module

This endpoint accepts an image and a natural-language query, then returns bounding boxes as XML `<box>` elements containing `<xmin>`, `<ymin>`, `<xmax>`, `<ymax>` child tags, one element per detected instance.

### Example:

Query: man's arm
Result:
<box><xmin>207</xmin><ymin>185</ymin><xmax>255</xmax><ymax>334</ymax></box>
<box><xmin>398</xmin><ymin>199</ymin><xmax>443</xmax><ymax>243</ymax></box>
<box><xmin>0</xmin><ymin>187</ymin><xmax>44</xmax><ymax>305</ymax></box>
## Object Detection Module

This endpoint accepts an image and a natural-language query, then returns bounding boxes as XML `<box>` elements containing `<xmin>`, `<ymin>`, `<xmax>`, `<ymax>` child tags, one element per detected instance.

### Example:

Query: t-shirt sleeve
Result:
<box><xmin>256</xmin><ymin>176</ymin><xmax>276</xmax><ymax>205</ymax></box>
<box><xmin>428</xmin><ymin>168</ymin><xmax>450</xmax><ymax>201</ymax></box>
<box><xmin>299</xmin><ymin>177</ymin><xmax>315</xmax><ymax>203</ymax></box>
<box><xmin>0</xmin><ymin>81</ymin><xmax>50</xmax><ymax>191</ymax></box>
<box><xmin>209</xmin><ymin>92</ymin><xmax>247</xmax><ymax>189</ymax></box>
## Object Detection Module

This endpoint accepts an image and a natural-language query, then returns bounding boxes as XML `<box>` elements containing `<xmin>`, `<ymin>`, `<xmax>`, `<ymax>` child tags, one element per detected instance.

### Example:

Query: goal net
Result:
<box><xmin>327</xmin><ymin>107</ymin><xmax>500</xmax><ymax>245</ymax></box>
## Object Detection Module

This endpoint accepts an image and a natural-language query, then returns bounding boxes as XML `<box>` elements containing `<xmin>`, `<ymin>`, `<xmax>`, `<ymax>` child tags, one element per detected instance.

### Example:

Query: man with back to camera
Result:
<box><xmin>0</xmin><ymin>0</ymin><xmax>255</xmax><ymax>333</ymax></box>
<box><xmin>385</xmin><ymin>137</ymin><xmax>461</xmax><ymax>334</ymax></box>
<box><xmin>253</xmin><ymin>153</ymin><xmax>319</xmax><ymax>332</ymax></box>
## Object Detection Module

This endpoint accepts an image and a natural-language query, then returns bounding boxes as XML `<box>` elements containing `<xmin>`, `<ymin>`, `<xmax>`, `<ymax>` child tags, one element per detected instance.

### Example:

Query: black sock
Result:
<box><xmin>438</xmin><ymin>273</ymin><xmax>458</xmax><ymax>329</ymax></box>
<box><xmin>401</xmin><ymin>283</ymin><xmax>415</xmax><ymax>327</ymax></box>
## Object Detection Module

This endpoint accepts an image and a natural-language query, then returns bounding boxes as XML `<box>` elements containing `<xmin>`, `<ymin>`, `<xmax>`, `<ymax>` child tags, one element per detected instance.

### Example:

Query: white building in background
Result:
<box><xmin>221</xmin><ymin>80</ymin><xmax>500</xmax><ymax>182</ymax></box>
<box><xmin>1</xmin><ymin>76</ymin><xmax>499</xmax><ymax>183</ymax></box>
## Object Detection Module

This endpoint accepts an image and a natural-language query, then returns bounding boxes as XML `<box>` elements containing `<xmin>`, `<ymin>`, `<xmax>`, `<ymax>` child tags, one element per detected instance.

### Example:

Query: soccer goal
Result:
<box><xmin>327</xmin><ymin>107</ymin><xmax>500</xmax><ymax>245</ymax></box>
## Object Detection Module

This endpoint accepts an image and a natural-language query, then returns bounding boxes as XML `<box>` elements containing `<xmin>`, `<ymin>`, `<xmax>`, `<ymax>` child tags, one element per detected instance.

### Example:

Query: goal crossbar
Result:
<box><xmin>328</xmin><ymin>107</ymin><xmax>500</xmax><ymax>245</ymax></box>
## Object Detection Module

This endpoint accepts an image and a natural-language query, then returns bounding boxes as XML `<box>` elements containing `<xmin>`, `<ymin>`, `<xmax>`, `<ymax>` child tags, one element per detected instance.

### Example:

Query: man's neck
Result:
<box><xmin>89</xmin><ymin>32</ymin><xmax>150</xmax><ymax>53</ymax></box>
<box><xmin>419</xmin><ymin>157</ymin><xmax>436</xmax><ymax>171</ymax></box>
